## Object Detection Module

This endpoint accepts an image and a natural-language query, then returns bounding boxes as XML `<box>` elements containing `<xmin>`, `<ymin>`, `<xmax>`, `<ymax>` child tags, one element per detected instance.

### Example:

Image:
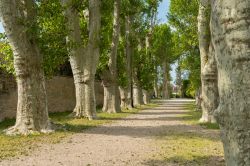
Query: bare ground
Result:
<box><xmin>0</xmin><ymin>99</ymin><xmax>224</xmax><ymax>166</ymax></box>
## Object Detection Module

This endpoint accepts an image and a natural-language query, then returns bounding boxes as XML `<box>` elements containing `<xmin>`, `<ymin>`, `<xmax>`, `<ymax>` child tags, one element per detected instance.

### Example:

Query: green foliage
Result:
<box><xmin>117</xmin><ymin>37</ymin><xmax>128</xmax><ymax>87</ymax></box>
<box><xmin>97</xmin><ymin>0</ymin><xmax>113</xmax><ymax>74</ymax></box>
<box><xmin>169</xmin><ymin>0</ymin><xmax>201</xmax><ymax>90</ymax></box>
<box><xmin>37</xmin><ymin>0</ymin><xmax>68</xmax><ymax>76</ymax></box>
<box><xmin>152</xmin><ymin>24</ymin><xmax>175</xmax><ymax>63</ymax></box>
<box><xmin>151</xmin><ymin>24</ymin><xmax>175</xmax><ymax>91</ymax></box>
<box><xmin>0</xmin><ymin>34</ymin><xmax>14</xmax><ymax>74</ymax></box>
<box><xmin>0</xmin><ymin>0</ymin><xmax>69</xmax><ymax>76</ymax></box>
<box><xmin>128</xmin><ymin>0</ymin><xmax>162</xmax><ymax>90</ymax></box>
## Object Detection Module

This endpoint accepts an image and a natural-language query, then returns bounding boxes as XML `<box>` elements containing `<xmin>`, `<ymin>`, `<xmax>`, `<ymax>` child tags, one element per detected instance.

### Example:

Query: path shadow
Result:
<box><xmin>138</xmin><ymin>111</ymin><xmax>188</xmax><ymax>115</ymax></box>
<box><xmin>74</xmin><ymin>124</ymin><xmax>220</xmax><ymax>141</ymax></box>
<box><xmin>141</xmin><ymin>155</ymin><xmax>225</xmax><ymax>166</ymax></box>
<box><xmin>153</xmin><ymin>100</ymin><xmax>195</xmax><ymax>104</ymax></box>
<box><xmin>147</xmin><ymin>107</ymin><xmax>188</xmax><ymax>110</ymax></box>
<box><xmin>101</xmin><ymin>116</ymin><xmax>186</xmax><ymax>122</ymax></box>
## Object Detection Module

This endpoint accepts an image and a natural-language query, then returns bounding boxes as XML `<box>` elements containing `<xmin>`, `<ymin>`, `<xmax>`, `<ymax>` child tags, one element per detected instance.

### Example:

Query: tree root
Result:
<box><xmin>4</xmin><ymin>122</ymin><xmax>54</xmax><ymax>136</ymax></box>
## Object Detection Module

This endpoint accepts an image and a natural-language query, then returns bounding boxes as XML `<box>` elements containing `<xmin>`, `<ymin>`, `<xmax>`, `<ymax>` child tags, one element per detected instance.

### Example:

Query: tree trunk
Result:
<box><xmin>195</xmin><ymin>87</ymin><xmax>202</xmax><ymax>111</ymax></box>
<box><xmin>101</xmin><ymin>70</ymin><xmax>121</xmax><ymax>113</ymax></box>
<box><xmin>71</xmin><ymin>57</ymin><xmax>85</xmax><ymax>117</ymax></box>
<box><xmin>101</xmin><ymin>0</ymin><xmax>121</xmax><ymax>113</ymax></box>
<box><xmin>119</xmin><ymin>86</ymin><xmax>128</xmax><ymax>109</ymax></box>
<box><xmin>143</xmin><ymin>89</ymin><xmax>150</xmax><ymax>104</ymax></box>
<box><xmin>162</xmin><ymin>60</ymin><xmax>170</xmax><ymax>99</ymax></box>
<box><xmin>83</xmin><ymin>0</ymin><xmax>101</xmax><ymax>120</ymax></box>
<box><xmin>198</xmin><ymin>0</ymin><xmax>218</xmax><ymax>123</ymax></box>
<box><xmin>176</xmin><ymin>63</ymin><xmax>182</xmax><ymax>98</ymax></box>
<box><xmin>154</xmin><ymin>78</ymin><xmax>159</xmax><ymax>98</ymax></box>
<box><xmin>200</xmin><ymin>43</ymin><xmax>219</xmax><ymax>123</ymax></box>
<box><xmin>125</xmin><ymin>16</ymin><xmax>133</xmax><ymax>109</ymax></box>
<box><xmin>211</xmin><ymin>0</ymin><xmax>250</xmax><ymax>165</ymax></box>
<box><xmin>133</xmin><ymin>75</ymin><xmax>143</xmax><ymax>106</ymax></box>
<box><xmin>0</xmin><ymin>0</ymin><xmax>51</xmax><ymax>135</ymax></box>
<box><xmin>62</xmin><ymin>0</ymin><xmax>85</xmax><ymax>117</ymax></box>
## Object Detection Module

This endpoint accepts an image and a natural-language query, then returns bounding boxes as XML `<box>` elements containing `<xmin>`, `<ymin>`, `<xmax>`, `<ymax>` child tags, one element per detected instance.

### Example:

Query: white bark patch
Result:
<box><xmin>211</xmin><ymin>0</ymin><xmax>250</xmax><ymax>165</ymax></box>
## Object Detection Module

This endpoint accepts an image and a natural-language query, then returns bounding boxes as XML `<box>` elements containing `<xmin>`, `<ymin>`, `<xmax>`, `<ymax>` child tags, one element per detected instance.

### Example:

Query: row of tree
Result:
<box><xmin>169</xmin><ymin>0</ymin><xmax>250</xmax><ymax>165</ymax></box>
<box><xmin>2</xmin><ymin>0</ymin><xmax>248</xmax><ymax>165</ymax></box>
<box><xmin>0</xmin><ymin>0</ymin><xmax>174</xmax><ymax>135</ymax></box>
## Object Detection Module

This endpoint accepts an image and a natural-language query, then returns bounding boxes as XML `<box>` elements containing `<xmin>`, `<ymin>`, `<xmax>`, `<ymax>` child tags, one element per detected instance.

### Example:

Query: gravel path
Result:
<box><xmin>0</xmin><ymin>99</ymin><xmax>209</xmax><ymax>166</ymax></box>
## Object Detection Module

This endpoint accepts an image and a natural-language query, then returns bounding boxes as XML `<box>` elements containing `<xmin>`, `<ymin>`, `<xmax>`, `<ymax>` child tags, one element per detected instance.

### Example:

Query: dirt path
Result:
<box><xmin>0</xmin><ymin>99</ymin><xmax>221</xmax><ymax>166</ymax></box>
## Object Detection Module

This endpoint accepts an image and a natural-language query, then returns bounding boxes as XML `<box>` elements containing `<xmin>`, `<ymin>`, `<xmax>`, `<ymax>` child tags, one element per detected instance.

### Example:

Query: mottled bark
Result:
<box><xmin>200</xmin><ymin>43</ymin><xmax>219</xmax><ymax>123</ymax></box>
<box><xmin>133</xmin><ymin>73</ymin><xmax>144</xmax><ymax>106</ymax></box>
<box><xmin>198</xmin><ymin>0</ymin><xmax>218</xmax><ymax>123</ymax></box>
<box><xmin>143</xmin><ymin>89</ymin><xmax>151</xmax><ymax>104</ymax></box>
<box><xmin>153</xmin><ymin>77</ymin><xmax>159</xmax><ymax>98</ymax></box>
<box><xmin>101</xmin><ymin>70</ymin><xmax>121</xmax><ymax>113</ymax></box>
<box><xmin>0</xmin><ymin>0</ymin><xmax>51</xmax><ymax>135</ymax></box>
<box><xmin>119</xmin><ymin>86</ymin><xmax>128</xmax><ymax>109</ymax></box>
<box><xmin>195</xmin><ymin>87</ymin><xmax>202</xmax><ymax>111</ymax></box>
<box><xmin>176</xmin><ymin>63</ymin><xmax>182</xmax><ymax>97</ymax></box>
<box><xmin>210</xmin><ymin>0</ymin><xmax>250</xmax><ymax>165</ymax></box>
<box><xmin>101</xmin><ymin>0</ymin><xmax>121</xmax><ymax>113</ymax></box>
<box><xmin>62</xmin><ymin>0</ymin><xmax>85</xmax><ymax>117</ymax></box>
<box><xmin>125</xmin><ymin>16</ymin><xmax>133</xmax><ymax>109</ymax></box>
<box><xmin>162</xmin><ymin>60</ymin><xmax>170</xmax><ymax>99</ymax></box>
<box><xmin>83</xmin><ymin>0</ymin><xmax>101</xmax><ymax>119</ymax></box>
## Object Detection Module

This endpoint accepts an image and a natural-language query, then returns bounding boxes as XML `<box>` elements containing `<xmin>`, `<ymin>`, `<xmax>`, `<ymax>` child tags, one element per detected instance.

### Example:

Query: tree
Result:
<box><xmin>62</xmin><ymin>0</ymin><xmax>101</xmax><ymax>119</ymax></box>
<box><xmin>210</xmin><ymin>0</ymin><xmax>250</xmax><ymax>165</ymax></box>
<box><xmin>119</xmin><ymin>0</ymin><xmax>145</xmax><ymax>109</ymax></box>
<box><xmin>83</xmin><ymin>0</ymin><xmax>101</xmax><ymax>119</ymax></box>
<box><xmin>61</xmin><ymin>0</ymin><xmax>86</xmax><ymax>118</ymax></box>
<box><xmin>101</xmin><ymin>0</ymin><xmax>121</xmax><ymax>113</ymax></box>
<box><xmin>0</xmin><ymin>0</ymin><xmax>52</xmax><ymax>135</ymax></box>
<box><xmin>197</xmin><ymin>0</ymin><xmax>218</xmax><ymax>123</ymax></box>
<box><xmin>168</xmin><ymin>0</ymin><xmax>201</xmax><ymax>100</ymax></box>
<box><xmin>152</xmin><ymin>24</ymin><xmax>173</xmax><ymax>99</ymax></box>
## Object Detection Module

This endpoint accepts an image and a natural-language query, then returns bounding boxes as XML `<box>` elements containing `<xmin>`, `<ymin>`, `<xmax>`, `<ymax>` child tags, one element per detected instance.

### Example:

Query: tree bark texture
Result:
<box><xmin>0</xmin><ymin>0</ymin><xmax>51</xmax><ymax>135</ymax></box>
<box><xmin>195</xmin><ymin>87</ymin><xmax>202</xmax><ymax>111</ymax></box>
<box><xmin>119</xmin><ymin>86</ymin><xmax>128</xmax><ymax>109</ymax></box>
<box><xmin>62</xmin><ymin>0</ymin><xmax>86</xmax><ymax>117</ymax></box>
<box><xmin>101</xmin><ymin>71</ymin><xmax>121</xmax><ymax>113</ymax></box>
<box><xmin>142</xmin><ymin>89</ymin><xmax>151</xmax><ymax>104</ymax></box>
<box><xmin>125</xmin><ymin>16</ymin><xmax>133</xmax><ymax>109</ymax></box>
<box><xmin>162</xmin><ymin>60</ymin><xmax>170</xmax><ymax>99</ymax></box>
<box><xmin>200</xmin><ymin>43</ymin><xmax>219</xmax><ymax>123</ymax></box>
<box><xmin>101</xmin><ymin>0</ymin><xmax>121</xmax><ymax>113</ymax></box>
<box><xmin>210</xmin><ymin>0</ymin><xmax>250</xmax><ymax>165</ymax></box>
<box><xmin>154</xmin><ymin>79</ymin><xmax>159</xmax><ymax>98</ymax></box>
<box><xmin>198</xmin><ymin>0</ymin><xmax>219</xmax><ymax>123</ymax></box>
<box><xmin>133</xmin><ymin>73</ymin><xmax>144</xmax><ymax>106</ymax></box>
<box><xmin>83</xmin><ymin>0</ymin><xmax>101</xmax><ymax>120</ymax></box>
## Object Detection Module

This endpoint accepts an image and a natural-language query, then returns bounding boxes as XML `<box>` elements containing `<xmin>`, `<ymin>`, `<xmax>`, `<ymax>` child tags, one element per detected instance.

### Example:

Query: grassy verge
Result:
<box><xmin>0</xmin><ymin>103</ymin><xmax>157</xmax><ymax>160</ymax></box>
<box><xmin>148</xmin><ymin>102</ymin><xmax>224</xmax><ymax>166</ymax></box>
<box><xmin>181</xmin><ymin>103</ymin><xmax>220</xmax><ymax>129</ymax></box>
<box><xmin>153</xmin><ymin>132</ymin><xmax>224</xmax><ymax>166</ymax></box>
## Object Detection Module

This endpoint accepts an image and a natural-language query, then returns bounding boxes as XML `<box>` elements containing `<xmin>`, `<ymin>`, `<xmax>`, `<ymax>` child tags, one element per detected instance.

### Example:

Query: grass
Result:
<box><xmin>0</xmin><ymin>103</ymin><xmax>157</xmax><ymax>160</ymax></box>
<box><xmin>149</xmin><ymin>102</ymin><xmax>224</xmax><ymax>166</ymax></box>
<box><xmin>180</xmin><ymin>103</ymin><xmax>220</xmax><ymax>129</ymax></box>
<box><xmin>153</xmin><ymin>132</ymin><xmax>224</xmax><ymax>166</ymax></box>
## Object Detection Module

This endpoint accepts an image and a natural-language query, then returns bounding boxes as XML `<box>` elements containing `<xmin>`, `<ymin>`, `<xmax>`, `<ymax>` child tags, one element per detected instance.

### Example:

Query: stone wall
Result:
<box><xmin>0</xmin><ymin>75</ymin><xmax>104</xmax><ymax>120</ymax></box>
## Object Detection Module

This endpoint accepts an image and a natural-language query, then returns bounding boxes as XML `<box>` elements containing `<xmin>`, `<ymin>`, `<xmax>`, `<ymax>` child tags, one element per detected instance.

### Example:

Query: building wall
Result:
<box><xmin>0</xmin><ymin>75</ymin><xmax>104</xmax><ymax>120</ymax></box>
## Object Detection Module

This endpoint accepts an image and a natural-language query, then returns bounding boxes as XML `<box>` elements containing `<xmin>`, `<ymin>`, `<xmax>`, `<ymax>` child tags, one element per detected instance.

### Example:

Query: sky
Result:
<box><xmin>157</xmin><ymin>0</ymin><xmax>170</xmax><ymax>23</ymax></box>
<box><xmin>0</xmin><ymin>23</ymin><xmax>3</xmax><ymax>33</ymax></box>
<box><xmin>157</xmin><ymin>0</ymin><xmax>177</xmax><ymax>85</ymax></box>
